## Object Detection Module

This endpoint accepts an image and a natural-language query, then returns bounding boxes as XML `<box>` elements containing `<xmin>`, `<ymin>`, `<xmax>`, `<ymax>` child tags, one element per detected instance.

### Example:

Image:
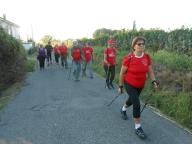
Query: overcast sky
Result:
<box><xmin>1</xmin><ymin>0</ymin><xmax>192</xmax><ymax>41</ymax></box>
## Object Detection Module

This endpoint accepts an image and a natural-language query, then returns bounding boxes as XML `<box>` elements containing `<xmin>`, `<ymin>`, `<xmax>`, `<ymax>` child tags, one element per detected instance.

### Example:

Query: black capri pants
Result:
<box><xmin>124</xmin><ymin>82</ymin><xmax>143</xmax><ymax>118</ymax></box>
<box><xmin>104</xmin><ymin>65</ymin><xmax>115</xmax><ymax>84</ymax></box>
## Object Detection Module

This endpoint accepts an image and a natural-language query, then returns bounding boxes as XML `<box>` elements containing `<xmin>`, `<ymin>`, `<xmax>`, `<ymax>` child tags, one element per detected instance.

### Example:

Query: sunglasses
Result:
<box><xmin>136</xmin><ymin>43</ymin><xmax>145</xmax><ymax>46</ymax></box>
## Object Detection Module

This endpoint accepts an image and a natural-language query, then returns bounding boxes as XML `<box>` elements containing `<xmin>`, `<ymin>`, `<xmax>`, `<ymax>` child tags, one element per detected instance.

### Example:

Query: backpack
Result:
<box><xmin>39</xmin><ymin>48</ymin><xmax>46</xmax><ymax>57</ymax></box>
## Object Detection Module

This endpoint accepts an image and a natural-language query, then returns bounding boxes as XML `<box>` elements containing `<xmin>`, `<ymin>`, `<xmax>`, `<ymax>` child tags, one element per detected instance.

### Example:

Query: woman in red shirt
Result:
<box><xmin>118</xmin><ymin>36</ymin><xmax>158</xmax><ymax>139</ymax></box>
<box><xmin>103</xmin><ymin>39</ymin><xmax>117</xmax><ymax>89</ymax></box>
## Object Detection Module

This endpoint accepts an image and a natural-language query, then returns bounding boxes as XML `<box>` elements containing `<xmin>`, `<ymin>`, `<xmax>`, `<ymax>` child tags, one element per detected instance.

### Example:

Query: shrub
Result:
<box><xmin>0</xmin><ymin>27</ymin><xmax>27</xmax><ymax>91</ymax></box>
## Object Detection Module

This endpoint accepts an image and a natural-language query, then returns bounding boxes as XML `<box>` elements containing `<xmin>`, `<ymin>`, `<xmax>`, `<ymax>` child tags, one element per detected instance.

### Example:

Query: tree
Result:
<box><xmin>93</xmin><ymin>28</ymin><xmax>115</xmax><ymax>39</ymax></box>
<box><xmin>40</xmin><ymin>35</ymin><xmax>53</xmax><ymax>45</ymax></box>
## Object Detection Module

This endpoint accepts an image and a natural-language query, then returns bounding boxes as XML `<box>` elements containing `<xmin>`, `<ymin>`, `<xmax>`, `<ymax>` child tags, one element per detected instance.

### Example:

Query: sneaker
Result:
<box><xmin>74</xmin><ymin>79</ymin><xmax>80</xmax><ymax>82</ymax></box>
<box><xmin>90</xmin><ymin>76</ymin><xmax>93</xmax><ymax>79</ymax></box>
<box><xmin>120</xmin><ymin>110</ymin><xmax>128</xmax><ymax>120</ymax></box>
<box><xmin>110</xmin><ymin>83</ymin><xmax>115</xmax><ymax>89</ymax></box>
<box><xmin>135</xmin><ymin>127</ymin><xmax>146</xmax><ymax>139</ymax></box>
<box><xmin>73</xmin><ymin>70</ymin><xmax>76</xmax><ymax>76</ymax></box>
<box><xmin>106</xmin><ymin>83</ymin><xmax>111</xmax><ymax>89</ymax></box>
<box><xmin>82</xmin><ymin>73</ymin><xmax>86</xmax><ymax>77</ymax></box>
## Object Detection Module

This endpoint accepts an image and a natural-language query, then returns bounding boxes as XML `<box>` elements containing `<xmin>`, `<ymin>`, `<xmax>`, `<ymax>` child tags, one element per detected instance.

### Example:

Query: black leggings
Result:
<box><xmin>54</xmin><ymin>54</ymin><xmax>60</xmax><ymax>63</ymax></box>
<box><xmin>47</xmin><ymin>53</ymin><xmax>52</xmax><ymax>63</ymax></box>
<box><xmin>124</xmin><ymin>82</ymin><xmax>143</xmax><ymax>118</ymax></box>
<box><xmin>104</xmin><ymin>65</ymin><xmax>115</xmax><ymax>84</ymax></box>
<box><xmin>39</xmin><ymin>56</ymin><xmax>45</xmax><ymax>69</ymax></box>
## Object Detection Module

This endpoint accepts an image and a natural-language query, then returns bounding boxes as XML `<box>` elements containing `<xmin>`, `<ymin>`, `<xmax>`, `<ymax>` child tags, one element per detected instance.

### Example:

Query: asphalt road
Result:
<box><xmin>0</xmin><ymin>63</ymin><xmax>192</xmax><ymax>144</ymax></box>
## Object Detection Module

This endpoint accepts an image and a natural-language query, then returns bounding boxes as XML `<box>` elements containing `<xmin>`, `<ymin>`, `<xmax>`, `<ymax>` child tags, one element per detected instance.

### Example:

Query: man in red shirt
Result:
<box><xmin>103</xmin><ymin>39</ymin><xmax>117</xmax><ymax>89</ymax></box>
<box><xmin>82</xmin><ymin>42</ymin><xmax>94</xmax><ymax>78</ymax></box>
<box><xmin>59</xmin><ymin>43</ymin><xmax>68</xmax><ymax>69</ymax></box>
<box><xmin>118</xmin><ymin>36</ymin><xmax>159</xmax><ymax>139</ymax></box>
<box><xmin>71</xmin><ymin>40</ymin><xmax>83</xmax><ymax>81</ymax></box>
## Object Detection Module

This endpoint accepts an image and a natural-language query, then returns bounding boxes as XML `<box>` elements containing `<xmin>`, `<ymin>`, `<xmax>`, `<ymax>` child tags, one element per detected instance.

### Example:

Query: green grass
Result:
<box><xmin>24</xmin><ymin>57</ymin><xmax>36</xmax><ymax>72</ymax></box>
<box><xmin>152</xmin><ymin>50</ymin><xmax>192</xmax><ymax>72</ymax></box>
<box><xmin>0</xmin><ymin>83</ymin><xmax>21</xmax><ymax>112</ymax></box>
<box><xmin>0</xmin><ymin>96</ymin><xmax>11</xmax><ymax>111</ymax></box>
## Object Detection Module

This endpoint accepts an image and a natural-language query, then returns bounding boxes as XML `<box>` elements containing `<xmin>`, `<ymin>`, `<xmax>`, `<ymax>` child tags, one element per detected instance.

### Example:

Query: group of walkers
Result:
<box><xmin>37</xmin><ymin>42</ymin><xmax>68</xmax><ymax>70</ymax></box>
<box><xmin>36</xmin><ymin>40</ymin><xmax>94</xmax><ymax>81</ymax></box>
<box><xmin>37</xmin><ymin>36</ymin><xmax>159</xmax><ymax>139</ymax></box>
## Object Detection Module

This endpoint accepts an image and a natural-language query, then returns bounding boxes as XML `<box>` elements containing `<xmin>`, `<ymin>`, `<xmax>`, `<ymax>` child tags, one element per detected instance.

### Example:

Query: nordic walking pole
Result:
<box><xmin>140</xmin><ymin>87</ymin><xmax>157</xmax><ymax>114</ymax></box>
<box><xmin>107</xmin><ymin>94</ymin><xmax>120</xmax><ymax>107</ymax></box>
<box><xmin>67</xmin><ymin>60</ymin><xmax>73</xmax><ymax>80</ymax></box>
<box><xmin>140</xmin><ymin>102</ymin><xmax>148</xmax><ymax>114</ymax></box>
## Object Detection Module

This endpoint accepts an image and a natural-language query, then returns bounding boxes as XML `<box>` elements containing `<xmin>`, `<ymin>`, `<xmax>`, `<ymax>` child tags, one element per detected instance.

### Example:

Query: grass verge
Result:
<box><xmin>0</xmin><ymin>83</ymin><xmax>21</xmax><ymax>112</ymax></box>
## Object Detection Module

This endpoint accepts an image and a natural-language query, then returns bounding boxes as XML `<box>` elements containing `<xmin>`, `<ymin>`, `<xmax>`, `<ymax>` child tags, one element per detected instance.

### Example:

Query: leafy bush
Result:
<box><xmin>27</xmin><ymin>46</ymin><xmax>37</xmax><ymax>55</ymax></box>
<box><xmin>0</xmin><ymin>27</ymin><xmax>27</xmax><ymax>91</ymax></box>
<box><xmin>24</xmin><ymin>59</ymin><xmax>35</xmax><ymax>72</ymax></box>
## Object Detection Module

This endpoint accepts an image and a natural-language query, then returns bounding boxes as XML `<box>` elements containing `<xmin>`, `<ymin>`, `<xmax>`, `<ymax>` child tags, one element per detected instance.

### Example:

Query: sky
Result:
<box><xmin>1</xmin><ymin>0</ymin><xmax>192</xmax><ymax>42</ymax></box>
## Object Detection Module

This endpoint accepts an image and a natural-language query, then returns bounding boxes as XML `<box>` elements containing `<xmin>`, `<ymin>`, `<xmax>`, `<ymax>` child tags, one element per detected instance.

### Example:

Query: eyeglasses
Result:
<box><xmin>136</xmin><ymin>43</ymin><xmax>145</xmax><ymax>46</ymax></box>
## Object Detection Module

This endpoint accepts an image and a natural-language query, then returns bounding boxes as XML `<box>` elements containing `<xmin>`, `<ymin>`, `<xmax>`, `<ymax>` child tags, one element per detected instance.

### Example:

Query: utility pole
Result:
<box><xmin>133</xmin><ymin>20</ymin><xmax>136</xmax><ymax>31</ymax></box>
<box><xmin>31</xmin><ymin>24</ymin><xmax>33</xmax><ymax>41</ymax></box>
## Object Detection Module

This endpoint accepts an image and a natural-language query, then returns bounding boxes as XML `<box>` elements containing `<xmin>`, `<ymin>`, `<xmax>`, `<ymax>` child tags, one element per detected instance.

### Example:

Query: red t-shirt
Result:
<box><xmin>104</xmin><ymin>48</ymin><xmax>117</xmax><ymax>66</ymax></box>
<box><xmin>82</xmin><ymin>46</ymin><xmax>93</xmax><ymax>62</ymax></box>
<box><xmin>54</xmin><ymin>46</ymin><xmax>60</xmax><ymax>54</ymax></box>
<box><xmin>59</xmin><ymin>45</ymin><xmax>68</xmax><ymax>56</ymax></box>
<box><xmin>123</xmin><ymin>53</ymin><xmax>151</xmax><ymax>88</ymax></box>
<box><xmin>72</xmin><ymin>47</ymin><xmax>81</xmax><ymax>61</ymax></box>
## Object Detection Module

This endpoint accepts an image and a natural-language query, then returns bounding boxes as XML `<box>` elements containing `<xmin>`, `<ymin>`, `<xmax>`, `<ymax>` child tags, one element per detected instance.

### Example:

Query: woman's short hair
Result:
<box><xmin>131</xmin><ymin>36</ymin><xmax>146</xmax><ymax>49</ymax></box>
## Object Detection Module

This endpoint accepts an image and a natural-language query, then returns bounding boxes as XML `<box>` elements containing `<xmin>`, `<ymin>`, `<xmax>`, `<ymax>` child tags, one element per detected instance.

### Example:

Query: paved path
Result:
<box><xmin>0</xmin><ymin>64</ymin><xmax>192</xmax><ymax>144</ymax></box>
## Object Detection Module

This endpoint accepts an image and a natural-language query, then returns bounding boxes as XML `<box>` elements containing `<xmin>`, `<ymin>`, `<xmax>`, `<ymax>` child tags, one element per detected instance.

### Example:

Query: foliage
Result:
<box><xmin>0</xmin><ymin>27</ymin><xmax>27</xmax><ymax>91</ymax></box>
<box><xmin>91</xmin><ymin>27</ymin><xmax>192</xmax><ymax>56</ymax></box>
<box><xmin>142</xmin><ymin>85</ymin><xmax>192</xmax><ymax>130</ymax></box>
<box><xmin>0</xmin><ymin>95</ymin><xmax>11</xmax><ymax>111</ymax></box>
<box><xmin>152</xmin><ymin>50</ymin><xmax>192</xmax><ymax>72</ymax></box>
<box><xmin>39</xmin><ymin>35</ymin><xmax>53</xmax><ymax>45</ymax></box>
<box><xmin>27</xmin><ymin>44</ymin><xmax>38</xmax><ymax>55</ymax></box>
<box><xmin>0</xmin><ymin>82</ymin><xmax>21</xmax><ymax>112</ymax></box>
<box><xmin>24</xmin><ymin>59</ymin><xmax>36</xmax><ymax>72</ymax></box>
<box><xmin>64</xmin><ymin>39</ymin><xmax>73</xmax><ymax>48</ymax></box>
<box><xmin>93</xmin><ymin>28</ymin><xmax>117</xmax><ymax>39</ymax></box>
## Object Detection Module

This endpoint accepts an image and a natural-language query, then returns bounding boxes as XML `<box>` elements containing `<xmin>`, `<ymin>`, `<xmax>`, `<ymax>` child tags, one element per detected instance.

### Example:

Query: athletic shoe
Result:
<box><xmin>106</xmin><ymin>83</ymin><xmax>111</xmax><ymax>89</ymax></box>
<box><xmin>73</xmin><ymin>70</ymin><xmax>76</xmax><ymax>76</ymax></box>
<box><xmin>82</xmin><ymin>73</ymin><xmax>86</xmax><ymax>77</ymax></box>
<box><xmin>135</xmin><ymin>127</ymin><xmax>146</xmax><ymax>139</ymax></box>
<box><xmin>90</xmin><ymin>76</ymin><xmax>93</xmax><ymax>79</ymax></box>
<box><xmin>110</xmin><ymin>83</ymin><xmax>115</xmax><ymax>89</ymax></box>
<box><xmin>120</xmin><ymin>109</ymin><xmax>128</xmax><ymax>120</ymax></box>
